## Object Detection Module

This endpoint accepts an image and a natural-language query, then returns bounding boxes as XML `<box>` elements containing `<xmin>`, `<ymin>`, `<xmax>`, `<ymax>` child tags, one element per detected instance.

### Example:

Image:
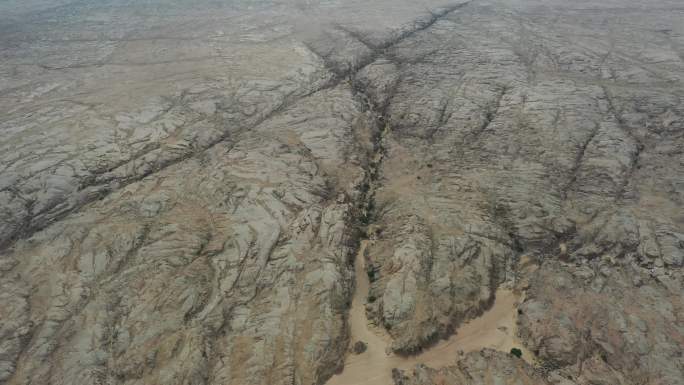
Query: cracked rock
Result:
<box><xmin>1</xmin><ymin>0</ymin><xmax>683</xmax><ymax>385</ymax></box>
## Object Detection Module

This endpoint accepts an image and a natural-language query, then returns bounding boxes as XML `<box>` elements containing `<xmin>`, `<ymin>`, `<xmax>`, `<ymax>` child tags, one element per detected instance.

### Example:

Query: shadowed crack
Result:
<box><xmin>335</xmin><ymin>25</ymin><xmax>377</xmax><ymax>51</ymax></box>
<box><xmin>562</xmin><ymin>122</ymin><xmax>601</xmax><ymax>200</ymax></box>
<box><xmin>601</xmin><ymin>85</ymin><xmax>644</xmax><ymax>201</ymax></box>
<box><xmin>0</xmin><ymin>80</ymin><xmax>334</xmax><ymax>252</ymax></box>
<box><xmin>307</xmin><ymin>1</ymin><xmax>472</xmax><ymax>82</ymax></box>
<box><xmin>469</xmin><ymin>85</ymin><xmax>509</xmax><ymax>140</ymax></box>
<box><xmin>376</xmin><ymin>2</ymin><xmax>472</xmax><ymax>50</ymax></box>
<box><xmin>1</xmin><ymin>2</ymin><xmax>472</xmax><ymax>251</ymax></box>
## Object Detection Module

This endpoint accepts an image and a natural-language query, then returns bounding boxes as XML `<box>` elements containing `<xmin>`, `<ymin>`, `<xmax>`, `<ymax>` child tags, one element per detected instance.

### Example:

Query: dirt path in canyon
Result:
<box><xmin>327</xmin><ymin>241</ymin><xmax>533</xmax><ymax>385</ymax></box>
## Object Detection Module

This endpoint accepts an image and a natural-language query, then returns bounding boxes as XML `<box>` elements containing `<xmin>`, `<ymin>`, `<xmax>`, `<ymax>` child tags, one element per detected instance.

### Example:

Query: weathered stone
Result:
<box><xmin>392</xmin><ymin>349</ymin><xmax>549</xmax><ymax>385</ymax></box>
<box><xmin>1</xmin><ymin>1</ymin><xmax>682</xmax><ymax>385</ymax></box>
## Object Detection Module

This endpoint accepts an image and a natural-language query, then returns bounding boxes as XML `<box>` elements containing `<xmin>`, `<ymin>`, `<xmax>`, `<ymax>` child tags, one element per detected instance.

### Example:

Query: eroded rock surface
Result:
<box><xmin>392</xmin><ymin>349</ymin><xmax>548</xmax><ymax>385</ymax></box>
<box><xmin>1</xmin><ymin>0</ymin><xmax>682</xmax><ymax>385</ymax></box>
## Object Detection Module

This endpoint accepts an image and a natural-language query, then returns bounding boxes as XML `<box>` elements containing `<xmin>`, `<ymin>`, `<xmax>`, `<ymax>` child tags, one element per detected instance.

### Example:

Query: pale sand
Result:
<box><xmin>326</xmin><ymin>241</ymin><xmax>533</xmax><ymax>385</ymax></box>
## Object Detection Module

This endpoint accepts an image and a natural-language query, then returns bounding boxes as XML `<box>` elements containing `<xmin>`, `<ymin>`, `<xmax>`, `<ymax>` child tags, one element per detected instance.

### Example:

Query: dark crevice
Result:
<box><xmin>375</xmin><ymin>2</ymin><xmax>472</xmax><ymax>51</ymax></box>
<box><xmin>561</xmin><ymin>122</ymin><xmax>600</xmax><ymax>200</ymax></box>
<box><xmin>326</xmin><ymin>4</ymin><xmax>468</xmax><ymax>363</ymax></box>
<box><xmin>335</xmin><ymin>24</ymin><xmax>377</xmax><ymax>51</ymax></box>
<box><xmin>306</xmin><ymin>1</ymin><xmax>471</xmax><ymax>85</ymax></box>
<box><xmin>335</xmin><ymin>5</ymin><xmax>474</xmax><ymax>232</ymax></box>
<box><xmin>470</xmin><ymin>85</ymin><xmax>509</xmax><ymax>140</ymax></box>
<box><xmin>0</xmin><ymin>80</ymin><xmax>335</xmax><ymax>252</ymax></box>
<box><xmin>601</xmin><ymin>85</ymin><xmax>644</xmax><ymax>201</ymax></box>
<box><xmin>349</xmin><ymin>79</ymin><xmax>393</xmax><ymax>231</ymax></box>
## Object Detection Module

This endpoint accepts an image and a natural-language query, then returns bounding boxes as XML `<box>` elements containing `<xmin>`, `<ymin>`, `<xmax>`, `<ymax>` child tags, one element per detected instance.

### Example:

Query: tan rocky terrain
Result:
<box><xmin>1</xmin><ymin>1</ymin><xmax>682</xmax><ymax>385</ymax></box>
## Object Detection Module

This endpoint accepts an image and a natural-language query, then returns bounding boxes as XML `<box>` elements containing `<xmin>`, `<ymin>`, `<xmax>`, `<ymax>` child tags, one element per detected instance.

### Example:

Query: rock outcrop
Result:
<box><xmin>1</xmin><ymin>0</ymin><xmax>682</xmax><ymax>384</ymax></box>
<box><xmin>392</xmin><ymin>349</ymin><xmax>548</xmax><ymax>385</ymax></box>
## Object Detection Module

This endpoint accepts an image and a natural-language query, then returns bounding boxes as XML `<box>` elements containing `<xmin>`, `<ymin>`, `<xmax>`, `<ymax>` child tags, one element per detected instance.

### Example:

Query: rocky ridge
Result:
<box><xmin>1</xmin><ymin>0</ymin><xmax>682</xmax><ymax>385</ymax></box>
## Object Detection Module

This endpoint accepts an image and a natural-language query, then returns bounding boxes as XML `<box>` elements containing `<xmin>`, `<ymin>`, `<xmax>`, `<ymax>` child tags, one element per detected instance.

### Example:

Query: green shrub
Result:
<box><xmin>510</xmin><ymin>347</ymin><xmax>523</xmax><ymax>359</ymax></box>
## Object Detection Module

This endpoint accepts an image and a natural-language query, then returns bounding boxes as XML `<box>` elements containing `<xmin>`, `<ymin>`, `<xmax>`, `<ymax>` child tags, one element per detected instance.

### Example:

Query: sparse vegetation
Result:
<box><xmin>352</xmin><ymin>341</ymin><xmax>367</xmax><ymax>354</ymax></box>
<box><xmin>367</xmin><ymin>268</ymin><xmax>377</xmax><ymax>282</ymax></box>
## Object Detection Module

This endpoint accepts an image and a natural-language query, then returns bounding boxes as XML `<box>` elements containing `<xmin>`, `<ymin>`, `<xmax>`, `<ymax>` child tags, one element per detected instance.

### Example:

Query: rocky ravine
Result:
<box><xmin>1</xmin><ymin>0</ymin><xmax>683</xmax><ymax>385</ymax></box>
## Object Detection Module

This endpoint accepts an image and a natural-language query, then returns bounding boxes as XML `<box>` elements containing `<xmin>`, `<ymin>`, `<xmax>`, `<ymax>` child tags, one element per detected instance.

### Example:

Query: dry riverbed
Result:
<box><xmin>327</xmin><ymin>241</ymin><xmax>533</xmax><ymax>385</ymax></box>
